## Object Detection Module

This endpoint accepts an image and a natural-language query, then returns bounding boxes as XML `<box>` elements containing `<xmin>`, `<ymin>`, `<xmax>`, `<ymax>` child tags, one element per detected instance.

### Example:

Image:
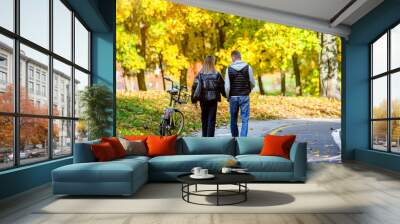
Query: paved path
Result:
<box><xmin>194</xmin><ymin>118</ymin><xmax>341</xmax><ymax>163</ymax></box>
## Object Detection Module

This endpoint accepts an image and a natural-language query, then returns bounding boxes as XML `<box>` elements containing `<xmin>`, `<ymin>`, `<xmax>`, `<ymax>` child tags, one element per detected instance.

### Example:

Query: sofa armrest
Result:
<box><xmin>73</xmin><ymin>140</ymin><xmax>100</xmax><ymax>163</ymax></box>
<box><xmin>289</xmin><ymin>142</ymin><xmax>307</xmax><ymax>182</ymax></box>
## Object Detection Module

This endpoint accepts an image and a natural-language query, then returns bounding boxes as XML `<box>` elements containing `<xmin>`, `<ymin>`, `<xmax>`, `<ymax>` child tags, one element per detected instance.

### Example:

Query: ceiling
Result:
<box><xmin>168</xmin><ymin>0</ymin><xmax>384</xmax><ymax>37</ymax></box>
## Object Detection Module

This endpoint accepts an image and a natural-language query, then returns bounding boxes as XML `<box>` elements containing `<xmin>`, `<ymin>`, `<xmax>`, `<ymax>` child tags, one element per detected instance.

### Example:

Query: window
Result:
<box><xmin>0</xmin><ymin>34</ymin><xmax>14</xmax><ymax>113</ymax></box>
<box><xmin>370</xmin><ymin>23</ymin><xmax>400</xmax><ymax>154</ymax></box>
<box><xmin>20</xmin><ymin>0</ymin><xmax>49</xmax><ymax>48</ymax></box>
<box><xmin>0</xmin><ymin>72</ymin><xmax>7</xmax><ymax>85</ymax></box>
<box><xmin>53</xmin><ymin>0</ymin><xmax>72</xmax><ymax>60</ymax></box>
<box><xmin>391</xmin><ymin>24</ymin><xmax>400</xmax><ymax>70</ymax></box>
<box><xmin>74</xmin><ymin>69</ymin><xmax>89</xmax><ymax>118</ymax></box>
<box><xmin>53</xmin><ymin>119</ymin><xmax>72</xmax><ymax>158</ymax></box>
<box><xmin>35</xmin><ymin>70</ymin><xmax>41</xmax><ymax>81</ymax></box>
<box><xmin>28</xmin><ymin>67</ymin><xmax>34</xmax><ymax>80</ymax></box>
<box><xmin>53</xmin><ymin>59</ymin><xmax>72</xmax><ymax>117</ymax></box>
<box><xmin>0</xmin><ymin>0</ymin><xmax>14</xmax><ymax>32</ymax></box>
<box><xmin>42</xmin><ymin>85</ymin><xmax>46</xmax><ymax>97</ymax></box>
<box><xmin>0</xmin><ymin>116</ymin><xmax>14</xmax><ymax>170</ymax></box>
<box><xmin>0</xmin><ymin>54</ymin><xmax>7</xmax><ymax>67</ymax></box>
<box><xmin>0</xmin><ymin>0</ymin><xmax>91</xmax><ymax>170</ymax></box>
<box><xmin>28</xmin><ymin>81</ymin><xmax>34</xmax><ymax>94</ymax></box>
<box><xmin>74</xmin><ymin>69</ymin><xmax>89</xmax><ymax>142</ymax></box>
<box><xmin>75</xmin><ymin>18</ymin><xmax>90</xmax><ymax>70</ymax></box>
<box><xmin>36</xmin><ymin>84</ymin><xmax>40</xmax><ymax>95</ymax></box>
<box><xmin>0</xmin><ymin>53</ymin><xmax>8</xmax><ymax>90</ymax></box>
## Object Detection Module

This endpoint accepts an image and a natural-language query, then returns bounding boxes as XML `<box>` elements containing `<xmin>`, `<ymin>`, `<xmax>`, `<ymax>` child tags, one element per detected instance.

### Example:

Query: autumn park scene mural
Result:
<box><xmin>95</xmin><ymin>0</ymin><xmax>356</xmax><ymax>163</ymax></box>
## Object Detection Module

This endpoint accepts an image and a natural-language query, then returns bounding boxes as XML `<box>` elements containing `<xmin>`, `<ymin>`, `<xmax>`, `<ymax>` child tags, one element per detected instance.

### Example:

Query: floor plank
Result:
<box><xmin>1</xmin><ymin>162</ymin><xmax>400</xmax><ymax>224</ymax></box>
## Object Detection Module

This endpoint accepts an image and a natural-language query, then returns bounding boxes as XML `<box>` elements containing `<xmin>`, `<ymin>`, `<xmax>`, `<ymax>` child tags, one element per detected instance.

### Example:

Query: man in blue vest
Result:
<box><xmin>225</xmin><ymin>50</ymin><xmax>255</xmax><ymax>137</ymax></box>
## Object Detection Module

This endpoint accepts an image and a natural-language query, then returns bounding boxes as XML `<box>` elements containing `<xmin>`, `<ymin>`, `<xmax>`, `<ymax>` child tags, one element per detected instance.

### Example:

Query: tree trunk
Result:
<box><xmin>180</xmin><ymin>69</ymin><xmax>188</xmax><ymax>87</ymax></box>
<box><xmin>123</xmin><ymin>75</ymin><xmax>129</xmax><ymax>92</ymax></box>
<box><xmin>123</xmin><ymin>70</ymin><xmax>135</xmax><ymax>92</ymax></box>
<box><xmin>158</xmin><ymin>53</ymin><xmax>166</xmax><ymax>90</ymax></box>
<box><xmin>179</xmin><ymin>34</ymin><xmax>189</xmax><ymax>87</ymax></box>
<box><xmin>217</xmin><ymin>23</ymin><xmax>227</xmax><ymax>75</ymax></box>
<box><xmin>280</xmin><ymin>71</ymin><xmax>286</xmax><ymax>96</ymax></box>
<box><xmin>217</xmin><ymin>23</ymin><xmax>226</xmax><ymax>51</ymax></box>
<box><xmin>136</xmin><ymin>72</ymin><xmax>146</xmax><ymax>91</ymax></box>
<box><xmin>292</xmin><ymin>53</ymin><xmax>302</xmax><ymax>96</ymax></box>
<box><xmin>258</xmin><ymin>75</ymin><xmax>265</xmax><ymax>95</ymax></box>
<box><xmin>319</xmin><ymin>33</ymin><xmax>340</xmax><ymax>99</ymax></box>
<box><xmin>137</xmin><ymin>22</ymin><xmax>147</xmax><ymax>91</ymax></box>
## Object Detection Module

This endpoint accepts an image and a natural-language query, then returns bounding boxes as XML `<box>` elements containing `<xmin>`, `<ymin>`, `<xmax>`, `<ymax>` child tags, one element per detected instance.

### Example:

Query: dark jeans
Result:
<box><xmin>200</xmin><ymin>101</ymin><xmax>218</xmax><ymax>137</ymax></box>
<box><xmin>229</xmin><ymin>96</ymin><xmax>250</xmax><ymax>137</ymax></box>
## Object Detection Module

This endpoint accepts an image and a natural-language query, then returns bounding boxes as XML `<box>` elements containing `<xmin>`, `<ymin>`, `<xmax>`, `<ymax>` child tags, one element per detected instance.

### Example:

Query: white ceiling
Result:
<box><xmin>228</xmin><ymin>0</ymin><xmax>352</xmax><ymax>22</ymax></box>
<box><xmin>168</xmin><ymin>0</ymin><xmax>384</xmax><ymax>37</ymax></box>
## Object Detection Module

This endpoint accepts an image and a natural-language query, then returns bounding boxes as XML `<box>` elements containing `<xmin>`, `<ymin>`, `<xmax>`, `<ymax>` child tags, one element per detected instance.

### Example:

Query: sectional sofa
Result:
<box><xmin>52</xmin><ymin>137</ymin><xmax>307</xmax><ymax>196</ymax></box>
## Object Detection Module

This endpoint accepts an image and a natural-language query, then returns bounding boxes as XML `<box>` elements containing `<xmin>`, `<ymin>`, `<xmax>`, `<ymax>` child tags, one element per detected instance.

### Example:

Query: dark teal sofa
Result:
<box><xmin>52</xmin><ymin>137</ymin><xmax>307</xmax><ymax>196</ymax></box>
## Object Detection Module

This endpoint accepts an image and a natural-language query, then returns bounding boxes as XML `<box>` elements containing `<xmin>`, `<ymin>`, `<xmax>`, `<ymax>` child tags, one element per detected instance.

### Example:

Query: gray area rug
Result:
<box><xmin>38</xmin><ymin>183</ymin><xmax>361</xmax><ymax>214</ymax></box>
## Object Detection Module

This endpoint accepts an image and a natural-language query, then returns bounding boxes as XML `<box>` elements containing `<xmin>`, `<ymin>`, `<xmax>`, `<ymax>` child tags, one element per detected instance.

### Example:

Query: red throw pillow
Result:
<box><xmin>146</xmin><ymin>135</ymin><xmax>177</xmax><ymax>157</ymax></box>
<box><xmin>91</xmin><ymin>142</ymin><xmax>117</xmax><ymax>162</ymax></box>
<box><xmin>101</xmin><ymin>137</ymin><xmax>127</xmax><ymax>158</ymax></box>
<box><xmin>260</xmin><ymin>135</ymin><xmax>296</xmax><ymax>159</ymax></box>
<box><xmin>125</xmin><ymin>136</ymin><xmax>148</xmax><ymax>141</ymax></box>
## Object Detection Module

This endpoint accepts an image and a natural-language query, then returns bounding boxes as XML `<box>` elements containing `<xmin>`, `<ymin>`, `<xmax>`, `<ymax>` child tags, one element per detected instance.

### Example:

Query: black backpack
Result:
<box><xmin>201</xmin><ymin>73</ymin><xmax>219</xmax><ymax>102</ymax></box>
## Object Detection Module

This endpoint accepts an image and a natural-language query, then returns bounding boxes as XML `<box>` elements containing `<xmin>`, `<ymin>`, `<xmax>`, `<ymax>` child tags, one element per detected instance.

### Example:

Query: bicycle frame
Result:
<box><xmin>159</xmin><ymin>77</ymin><xmax>188</xmax><ymax>135</ymax></box>
<box><xmin>164</xmin><ymin>77</ymin><xmax>187</xmax><ymax>108</ymax></box>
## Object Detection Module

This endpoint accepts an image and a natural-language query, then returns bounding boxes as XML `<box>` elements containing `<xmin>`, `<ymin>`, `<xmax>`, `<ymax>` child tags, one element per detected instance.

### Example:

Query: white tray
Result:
<box><xmin>190</xmin><ymin>174</ymin><xmax>215</xmax><ymax>179</ymax></box>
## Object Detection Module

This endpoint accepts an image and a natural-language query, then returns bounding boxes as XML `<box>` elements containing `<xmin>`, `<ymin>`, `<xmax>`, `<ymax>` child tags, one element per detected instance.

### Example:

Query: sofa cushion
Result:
<box><xmin>236</xmin><ymin>137</ymin><xmax>263</xmax><ymax>155</ymax></box>
<box><xmin>125</xmin><ymin>135</ymin><xmax>148</xmax><ymax>141</ymax></box>
<box><xmin>177</xmin><ymin>137</ymin><xmax>235</xmax><ymax>155</ymax></box>
<box><xmin>91</xmin><ymin>142</ymin><xmax>118</xmax><ymax>162</ymax></box>
<box><xmin>236</xmin><ymin>155</ymin><xmax>293</xmax><ymax>172</ymax></box>
<box><xmin>115</xmin><ymin>155</ymin><xmax>150</xmax><ymax>163</ymax></box>
<box><xmin>119</xmin><ymin>139</ymin><xmax>147</xmax><ymax>156</ymax></box>
<box><xmin>149</xmin><ymin>154</ymin><xmax>235</xmax><ymax>172</ymax></box>
<box><xmin>73</xmin><ymin>140</ymin><xmax>100</xmax><ymax>163</ymax></box>
<box><xmin>101</xmin><ymin>137</ymin><xmax>127</xmax><ymax>158</ymax></box>
<box><xmin>260</xmin><ymin>135</ymin><xmax>296</xmax><ymax>159</ymax></box>
<box><xmin>147</xmin><ymin>135</ymin><xmax>177</xmax><ymax>157</ymax></box>
<box><xmin>53</xmin><ymin>159</ymin><xmax>147</xmax><ymax>183</ymax></box>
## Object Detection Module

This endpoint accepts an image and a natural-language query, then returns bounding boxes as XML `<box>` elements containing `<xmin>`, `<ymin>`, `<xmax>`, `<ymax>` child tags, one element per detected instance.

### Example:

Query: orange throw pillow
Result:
<box><xmin>91</xmin><ymin>142</ymin><xmax>117</xmax><ymax>162</ymax></box>
<box><xmin>101</xmin><ymin>137</ymin><xmax>127</xmax><ymax>158</ymax></box>
<box><xmin>125</xmin><ymin>136</ymin><xmax>148</xmax><ymax>141</ymax></box>
<box><xmin>146</xmin><ymin>135</ymin><xmax>177</xmax><ymax>157</ymax></box>
<box><xmin>260</xmin><ymin>135</ymin><xmax>296</xmax><ymax>159</ymax></box>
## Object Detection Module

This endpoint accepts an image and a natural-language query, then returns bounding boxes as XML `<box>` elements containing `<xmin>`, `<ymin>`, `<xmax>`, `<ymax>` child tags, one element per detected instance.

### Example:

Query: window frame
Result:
<box><xmin>370</xmin><ymin>21</ymin><xmax>400</xmax><ymax>154</ymax></box>
<box><xmin>0</xmin><ymin>0</ymin><xmax>92</xmax><ymax>171</ymax></box>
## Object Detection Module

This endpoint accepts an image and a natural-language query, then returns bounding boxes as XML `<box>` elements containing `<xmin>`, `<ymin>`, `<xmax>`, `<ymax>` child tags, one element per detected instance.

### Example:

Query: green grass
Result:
<box><xmin>117</xmin><ymin>91</ymin><xmax>341</xmax><ymax>136</ymax></box>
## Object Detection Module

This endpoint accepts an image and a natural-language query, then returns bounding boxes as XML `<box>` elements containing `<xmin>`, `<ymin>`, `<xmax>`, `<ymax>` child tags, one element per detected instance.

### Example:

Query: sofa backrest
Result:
<box><xmin>74</xmin><ymin>137</ymin><xmax>301</xmax><ymax>159</ymax></box>
<box><xmin>73</xmin><ymin>140</ymin><xmax>100</xmax><ymax>163</ymax></box>
<box><xmin>177</xmin><ymin>137</ymin><xmax>236</xmax><ymax>155</ymax></box>
<box><xmin>236</xmin><ymin>137</ymin><xmax>263</xmax><ymax>155</ymax></box>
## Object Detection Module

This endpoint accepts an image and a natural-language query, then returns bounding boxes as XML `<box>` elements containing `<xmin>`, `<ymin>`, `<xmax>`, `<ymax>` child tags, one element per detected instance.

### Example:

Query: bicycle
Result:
<box><xmin>159</xmin><ymin>77</ymin><xmax>190</xmax><ymax>136</ymax></box>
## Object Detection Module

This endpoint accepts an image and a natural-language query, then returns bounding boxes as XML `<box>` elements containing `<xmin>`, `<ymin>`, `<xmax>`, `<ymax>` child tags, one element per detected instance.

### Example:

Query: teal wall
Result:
<box><xmin>343</xmin><ymin>0</ymin><xmax>400</xmax><ymax>171</ymax></box>
<box><xmin>0</xmin><ymin>0</ymin><xmax>116</xmax><ymax>200</ymax></box>
<box><xmin>0</xmin><ymin>158</ymin><xmax>72</xmax><ymax>199</ymax></box>
<box><xmin>91</xmin><ymin>0</ymin><xmax>116</xmax><ymax>135</ymax></box>
<box><xmin>92</xmin><ymin>32</ymin><xmax>116</xmax><ymax>135</ymax></box>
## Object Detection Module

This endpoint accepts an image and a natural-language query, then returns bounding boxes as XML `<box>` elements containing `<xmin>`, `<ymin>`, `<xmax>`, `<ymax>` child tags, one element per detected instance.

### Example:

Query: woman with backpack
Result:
<box><xmin>191</xmin><ymin>55</ymin><xmax>226</xmax><ymax>137</ymax></box>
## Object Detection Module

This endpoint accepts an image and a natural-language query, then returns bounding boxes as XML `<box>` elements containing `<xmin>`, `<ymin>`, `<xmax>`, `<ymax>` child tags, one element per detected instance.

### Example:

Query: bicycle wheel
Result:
<box><xmin>169</xmin><ymin>110</ymin><xmax>185</xmax><ymax>135</ymax></box>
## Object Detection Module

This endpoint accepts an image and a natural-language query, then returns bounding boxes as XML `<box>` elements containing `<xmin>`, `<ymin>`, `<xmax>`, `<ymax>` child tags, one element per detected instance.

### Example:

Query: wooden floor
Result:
<box><xmin>1</xmin><ymin>162</ymin><xmax>400</xmax><ymax>224</ymax></box>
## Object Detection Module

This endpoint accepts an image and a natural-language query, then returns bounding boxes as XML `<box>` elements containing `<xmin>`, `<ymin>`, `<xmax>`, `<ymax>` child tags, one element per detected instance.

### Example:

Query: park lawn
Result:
<box><xmin>117</xmin><ymin>91</ymin><xmax>341</xmax><ymax>136</ymax></box>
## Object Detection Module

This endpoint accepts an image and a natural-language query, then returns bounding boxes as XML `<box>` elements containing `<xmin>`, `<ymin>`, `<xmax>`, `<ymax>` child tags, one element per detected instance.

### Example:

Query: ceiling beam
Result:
<box><xmin>330</xmin><ymin>0</ymin><xmax>368</xmax><ymax>28</ymax></box>
<box><xmin>168</xmin><ymin>0</ymin><xmax>351</xmax><ymax>37</ymax></box>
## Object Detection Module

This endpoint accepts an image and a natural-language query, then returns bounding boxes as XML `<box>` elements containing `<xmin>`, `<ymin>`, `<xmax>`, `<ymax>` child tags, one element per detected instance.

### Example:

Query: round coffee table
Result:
<box><xmin>177</xmin><ymin>173</ymin><xmax>255</xmax><ymax>206</ymax></box>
